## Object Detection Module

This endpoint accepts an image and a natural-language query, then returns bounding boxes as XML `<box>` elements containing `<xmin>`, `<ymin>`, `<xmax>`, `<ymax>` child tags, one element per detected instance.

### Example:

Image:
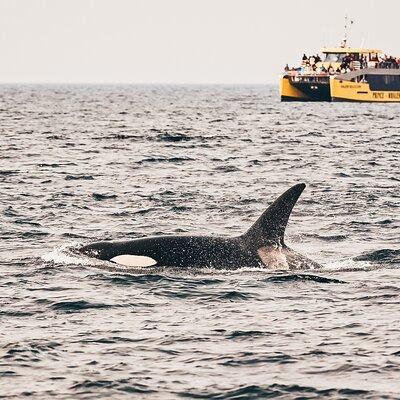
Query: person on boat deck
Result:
<box><xmin>385</xmin><ymin>56</ymin><xmax>399</xmax><ymax>69</ymax></box>
<box><xmin>303</xmin><ymin>65</ymin><xmax>312</xmax><ymax>74</ymax></box>
<box><xmin>301</xmin><ymin>54</ymin><xmax>309</xmax><ymax>66</ymax></box>
<box><xmin>369</xmin><ymin>53</ymin><xmax>379</xmax><ymax>68</ymax></box>
<box><xmin>378</xmin><ymin>54</ymin><xmax>386</xmax><ymax>65</ymax></box>
<box><xmin>359</xmin><ymin>55</ymin><xmax>367</xmax><ymax>69</ymax></box>
<box><xmin>342</xmin><ymin>53</ymin><xmax>353</xmax><ymax>67</ymax></box>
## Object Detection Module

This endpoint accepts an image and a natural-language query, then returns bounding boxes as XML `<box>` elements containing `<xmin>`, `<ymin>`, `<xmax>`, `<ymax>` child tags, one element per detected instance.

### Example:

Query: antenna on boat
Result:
<box><xmin>341</xmin><ymin>15</ymin><xmax>354</xmax><ymax>48</ymax></box>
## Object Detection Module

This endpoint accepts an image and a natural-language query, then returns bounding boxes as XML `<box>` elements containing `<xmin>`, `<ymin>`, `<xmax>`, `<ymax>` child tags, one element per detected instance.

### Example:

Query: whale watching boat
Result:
<box><xmin>280</xmin><ymin>20</ymin><xmax>400</xmax><ymax>102</ymax></box>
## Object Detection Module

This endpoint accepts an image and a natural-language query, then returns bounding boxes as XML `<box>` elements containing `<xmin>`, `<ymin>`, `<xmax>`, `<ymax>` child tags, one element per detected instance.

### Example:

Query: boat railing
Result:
<box><xmin>288</xmin><ymin>74</ymin><xmax>330</xmax><ymax>83</ymax></box>
<box><xmin>334</xmin><ymin>67</ymin><xmax>400</xmax><ymax>82</ymax></box>
<box><xmin>377</xmin><ymin>61</ymin><xmax>399</xmax><ymax>69</ymax></box>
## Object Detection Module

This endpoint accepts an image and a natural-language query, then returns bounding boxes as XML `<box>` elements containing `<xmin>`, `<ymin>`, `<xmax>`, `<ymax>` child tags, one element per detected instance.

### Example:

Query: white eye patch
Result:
<box><xmin>110</xmin><ymin>255</ymin><xmax>157</xmax><ymax>267</ymax></box>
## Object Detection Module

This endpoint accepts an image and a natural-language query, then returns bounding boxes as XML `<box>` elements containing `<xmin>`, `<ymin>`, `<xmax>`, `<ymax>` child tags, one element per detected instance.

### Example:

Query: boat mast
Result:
<box><xmin>341</xmin><ymin>15</ymin><xmax>354</xmax><ymax>48</ymax></box>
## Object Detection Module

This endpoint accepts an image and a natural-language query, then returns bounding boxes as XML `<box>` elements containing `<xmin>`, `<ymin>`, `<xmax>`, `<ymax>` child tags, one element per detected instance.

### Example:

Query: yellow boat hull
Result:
<box><xmin>279</xmin><ymin>75</ymin><xmax>311</xmax><ymax>101</ymax></box>
<box><xmin>330</xmin><ymin>78</ymin><xmax>400</xmax><ymax>102</ymax></box>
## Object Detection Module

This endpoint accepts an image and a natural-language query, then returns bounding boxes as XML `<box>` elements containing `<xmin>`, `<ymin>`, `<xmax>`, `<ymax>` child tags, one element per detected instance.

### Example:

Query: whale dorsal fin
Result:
<box><xmin>244</xmin><ymin>183</ymin><xmax>306</xmax><ymax>247</ymax></box>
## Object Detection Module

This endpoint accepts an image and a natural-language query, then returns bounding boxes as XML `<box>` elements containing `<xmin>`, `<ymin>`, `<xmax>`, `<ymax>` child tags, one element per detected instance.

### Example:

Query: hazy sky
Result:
<box><xmin>1</xmin><ymin>0</ymin><xmax>399</xmax><ymax>83</ymax></box>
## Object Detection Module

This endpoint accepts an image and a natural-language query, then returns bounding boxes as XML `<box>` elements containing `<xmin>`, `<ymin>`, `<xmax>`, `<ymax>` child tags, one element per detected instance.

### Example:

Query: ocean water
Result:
<box><xmin>1</xmin><ymin>84</ymin><xmax>399</xmax><ymax>399</ymax></box>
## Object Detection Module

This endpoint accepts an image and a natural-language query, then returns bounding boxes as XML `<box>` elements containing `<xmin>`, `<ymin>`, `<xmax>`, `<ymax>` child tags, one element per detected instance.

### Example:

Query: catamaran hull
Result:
<box><xmin>331</xmin><ymin>68</ymin><xmax>400</xmax><ymax>102</ymax></box>
<box><xmin>280</xmin><ymin>69</ymin><xmax>400</xmax><ymax>103</ymax></box>
<box><xmin>280</xmin><ymin>75</ymin><xmax>331</xmax><ymax>102</ymax></box>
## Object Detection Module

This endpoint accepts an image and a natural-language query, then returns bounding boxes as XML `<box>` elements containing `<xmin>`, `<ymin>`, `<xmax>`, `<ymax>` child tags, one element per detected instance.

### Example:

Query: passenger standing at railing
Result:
<box><xmin>378</xmin><ymin>54</ymin><xmax>389</xmax><ymax>68</ymax></box>
<box><xmin>360</xmin><ymin>55</ymin><xmax>368</xmax><ymax>69</ymax></box>
<box><xmin>387</xmin><ymin>56</ymin><xmax>398</xmax><ymax>69</ymax></box>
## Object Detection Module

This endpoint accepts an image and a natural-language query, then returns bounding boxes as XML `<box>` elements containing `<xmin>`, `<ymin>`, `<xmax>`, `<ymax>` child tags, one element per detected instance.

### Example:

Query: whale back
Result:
<box><xmin>243</xmin><ymin>183</ymin><xmax>306</xmax><ymax>247</ymax></box>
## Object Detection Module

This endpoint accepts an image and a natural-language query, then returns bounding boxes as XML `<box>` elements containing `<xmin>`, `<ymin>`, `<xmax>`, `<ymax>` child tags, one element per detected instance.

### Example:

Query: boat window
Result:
<box><xmin>323</xmin><ymin>53</ymin><xmax>345</xmax><ymax>62</ymax></box>
<box><xmin>367</xmin><ymin>74</ymin><xmax>400</xmax><ymax>91</ymax></box>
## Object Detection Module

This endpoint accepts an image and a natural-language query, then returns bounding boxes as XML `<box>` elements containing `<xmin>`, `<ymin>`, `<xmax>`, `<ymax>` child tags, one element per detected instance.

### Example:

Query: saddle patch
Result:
<box><xmin>257</xmin><ymin>246</ymin><xmax>289</xmax><ymax>270</ymax></box>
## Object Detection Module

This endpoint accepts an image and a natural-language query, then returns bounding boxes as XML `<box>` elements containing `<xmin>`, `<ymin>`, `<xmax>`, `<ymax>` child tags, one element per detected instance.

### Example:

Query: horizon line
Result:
<box><xmin>0</xmin><ymin>81</ymin><xmax>277</xmax><ymax>86</ymax></box>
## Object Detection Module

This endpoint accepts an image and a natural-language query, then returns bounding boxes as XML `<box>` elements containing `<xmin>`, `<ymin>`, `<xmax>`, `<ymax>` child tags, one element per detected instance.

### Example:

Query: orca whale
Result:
<box><xmin>79</xmin><ymin>183</ymin><xmax>320</xmax><ymax>269</ymax></box>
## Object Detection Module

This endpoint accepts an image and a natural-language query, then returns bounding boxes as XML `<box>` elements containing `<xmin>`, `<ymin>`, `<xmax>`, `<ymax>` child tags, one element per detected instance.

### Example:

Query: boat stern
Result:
<box><xmin>280</xmin><ymin>74</ymin><xmax>311</xmax><ymax>101</ymax></box>
<box><xmin>280</xmin><ymin>74</ymin><xmax>331</xmax><ymax>102</ymax></box>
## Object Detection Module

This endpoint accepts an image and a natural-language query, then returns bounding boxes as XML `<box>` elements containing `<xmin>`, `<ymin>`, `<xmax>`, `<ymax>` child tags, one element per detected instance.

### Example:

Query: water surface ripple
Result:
<box><xmin>0</xmin><ymin>85</ymin><xmax>399</xmax><ymax>399</ymax></box>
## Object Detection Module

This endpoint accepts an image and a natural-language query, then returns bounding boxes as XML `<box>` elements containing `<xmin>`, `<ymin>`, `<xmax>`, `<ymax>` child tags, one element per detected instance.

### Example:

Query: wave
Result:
<box><xmin>226</xmin><ymin>330</ymin><xmax>264</xmax><ymax>339</ymax></box>
<box><xmin>354</xmin><ymin>249</ymin><xmax>400</xmax><ymax>265</ymax></box>
<box><xmin>0</xmin><ymin>169</ymin><xmax>19</xmax><ymax>176</ymax></box>
<box><xmin>155</xmin><ymin>132</ymin><xmax>191</xmax><ymax>142</ymax></box>
<box><xmin>64</xmin><ymin>174</ymin><xmax>94</xmax><ymax>181</ymax></box>
<box><xmin>137</xmin><ymin>156</ymin><xmax>194</xmax><ymax>164</ymax></box>
<box><xmin>3</xmin><ymin>206</ymin><xmax>18</xmax><ymax>217</ymax></box>
<box><xmin>14</xmin><ymin>219</ymin><xmax>42</xmax><ymax>227</ymax></box>
<box><xmin>325</xmin><ymin>258</ymin><xmax>376</xmax><ymax>272</ymax></box>
<box><xmin>214</xmin><ymin>165</ymin><xmax>241</xmax><ymax>173</ymax></box>
<box><xmin>221</xmin><ymin>352</ymin><xmax>295</xmax><ymax>366</ymax></box>
<box><xmin>218</xmin><ymin>290</ymin><xmax>253</xmax><ymax>300</ymax></box>
<box><xmin>41</xmin><ymin>242</ymin><xmax>103</xmax><ymax>267</ymax></box>
<box><xmin>70</xmin><ymin>379</ymin><xmax>155</xmax><ymax>394</ymax></box>
<box><xmin>92</xmin><ymin>193</ymin><xmax>118</xmax><ymax>201</ymax></box>
<box><xmin>97</xmin><ymin>133</ymin><xmax>140</xmax><ymax>140</ymax></box>
<box><xmin>307</xmin><ymin>234</ymin><xmax>348</xmax><ymax>242</ymax></box>
<box><xmin>178</xmin><ymin>383</ymin><xmax>374</xmax><ymax>399</ymax></box>
<box><xmin>51</xmin><ymin>300</ymin><xmax>111</xmax><ymax>312</ymax></box>
<box><xmin>22</xmin><ymin>230</ymin><xmax>49</xmax><ymax>237</ymax></box>
<box><xmin>264</xmin><ymin>274</ymin><xmax>345</xmax><ymax>284</ymax></box>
